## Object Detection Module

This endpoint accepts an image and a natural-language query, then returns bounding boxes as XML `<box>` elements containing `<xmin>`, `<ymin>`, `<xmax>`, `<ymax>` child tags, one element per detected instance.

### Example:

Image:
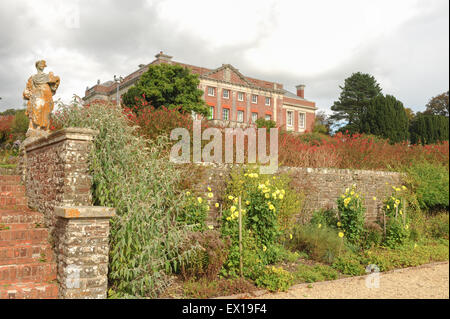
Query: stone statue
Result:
<box><xmin>23</xmin><ymin>60</ymin><xmax>60</xmax><ymax>137</ymax></box>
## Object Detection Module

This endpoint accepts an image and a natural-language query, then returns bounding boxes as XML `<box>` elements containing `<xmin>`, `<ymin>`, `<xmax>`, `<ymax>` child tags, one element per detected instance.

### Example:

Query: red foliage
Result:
<box><xmin>0</xmin><ymin>115</ymin><xmax>14</xmax><ymax>133</ymax></box>
<box><xmin>279</xmin><ymin>131</ymin><xmax>449</xmax><ymax>170</ymax></box>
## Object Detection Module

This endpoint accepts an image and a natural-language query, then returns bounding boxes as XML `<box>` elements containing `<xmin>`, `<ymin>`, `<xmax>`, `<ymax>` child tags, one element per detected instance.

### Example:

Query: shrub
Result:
<box><xmin>331</xmin><ymin>253</ymin><xmax>366</xmax><ymax>276</ymax></box>
<box><xmin>405</xmin><ymin>161</ymin><xmax>449</xmax><ymax>211</ymax></box>
<box><xmin>384</xmin><ymin>218</ymin><xmax>409</xmax><ymax>249</ymax></box>
<box><xmin>180</xmin><ymin>230</ymin><xmax>230</xmax><ymax>281</ymax></box>
<box><xmin>360</xmin><ymin>222</ymin><xmax>383</xmax><ymax>249</ymax></box>
<box><xmin>254</xmin><ymin>266</ymin><xmax>294</xmax><ymax>292</ymax></box>
<box><xmin>381</xmin><ymin>187</ymin><xmax>410</xmax><ymax>248</ymax></box>
<box><xmin>310</xmin><ymin>209</ymin><xmax>339</xmax><ymax>229</ymax></box>
<box><xmin>53</xmin><ymin>102</ymin><xmax>197</xmax><ymax>298</ymax></box>
<box><xmin>295</xmin><ymin>264</ymin><xmax>339</xmax><ymax>283</ymax></box>
<box><xmin>287</xmin><ymin>224</ymin><xmax>346</xmax><ymax>264</ymax></box>
<box><xmin>425</xmin><ymin>212</ymin><xmax>449</xmax><ymax>240</ymax></box>
<box><xmin>177</xmin><ymin>191</ymin><xmax>210</xmax><ymax>231</ymax></box>
<box><xmin>255</xmin><ymin>118</ymin><xmax>277</xmax><ymax>129</ymax></box>
<box><xmin>337</xmin><ymin>185</ymin><xmax>366</xmax><ymax>244</ymax></box>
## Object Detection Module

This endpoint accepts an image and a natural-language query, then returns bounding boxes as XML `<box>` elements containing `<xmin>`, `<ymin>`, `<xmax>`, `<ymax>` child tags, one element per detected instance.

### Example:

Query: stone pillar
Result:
<box><xmin>22</xmin><ymin>128</ymin><xmax>98</xmax><ymax>232</ymax></box>
<box><xmin>54</xmin><ymin>206</ymin><xmax>115</xmax><ymax>299</ymax></box>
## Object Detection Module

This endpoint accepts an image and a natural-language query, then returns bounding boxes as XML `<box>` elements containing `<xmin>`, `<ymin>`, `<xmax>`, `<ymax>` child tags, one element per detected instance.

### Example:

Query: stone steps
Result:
<box><xmin>0</xmin><ymin>282</ymin><xmax>58</xmax><ymax>299</ymax></box>
<box><xmin>0</xmin><ymin>175</ymin><xmax>58</xmax><ymax>299</ymax></box>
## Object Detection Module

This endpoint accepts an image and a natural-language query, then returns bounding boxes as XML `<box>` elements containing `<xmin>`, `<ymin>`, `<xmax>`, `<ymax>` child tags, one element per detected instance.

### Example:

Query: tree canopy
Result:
<box><xmin>330</xmin><ymin>72</ymin><xmax>382</xmax><ymax>133</ymax></box>
<box><xmin>360</xmin><ymin>95</ymin><xmax>409</xmax><ymax>143</ymax></box>
<box><xmin>122</xmin><ymin>63</ymin><xmax>208</xmax><ymax>116</ymax></box>
<box><xmin>424</xmin><ymin>91</ymin><xmax>449</xmax><ymax>117</ymax></box>
<box><xmin>409</xmin><ymin>114</ymin><xmax>449</xmax><ymax>145</ymax></box>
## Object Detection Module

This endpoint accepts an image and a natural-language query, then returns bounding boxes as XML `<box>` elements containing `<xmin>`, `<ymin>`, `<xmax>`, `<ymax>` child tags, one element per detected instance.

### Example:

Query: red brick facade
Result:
<box><xmin>83</xmin><ymin>52</ymin><xmax>317</xmax><ymax>133</ymax></box>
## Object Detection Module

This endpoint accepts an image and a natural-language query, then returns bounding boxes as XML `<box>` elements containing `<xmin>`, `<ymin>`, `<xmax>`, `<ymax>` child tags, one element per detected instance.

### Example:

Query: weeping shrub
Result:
<box><xmin>53</xmin><ymin>102</ymin><xmax>196</xmax><ymax>298</ymax></box>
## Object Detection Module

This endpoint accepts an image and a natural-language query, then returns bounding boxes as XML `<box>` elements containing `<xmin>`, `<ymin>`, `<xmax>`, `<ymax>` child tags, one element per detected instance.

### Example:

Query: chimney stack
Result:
<box><xmin>296</xmin><ymin>84</ymin><xmax>305</xmax><ymax>98</ymax></box>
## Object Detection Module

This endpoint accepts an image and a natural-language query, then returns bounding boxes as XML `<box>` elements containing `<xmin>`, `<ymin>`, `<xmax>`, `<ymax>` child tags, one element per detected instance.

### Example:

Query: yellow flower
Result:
<box><xmin>289</xmin><ymin>234</ymin><xmax>293</xmax><ymax>240</ymax></box>
<box><xmin>386</xmin><ymin>205</ymin><xmax>390</xmax><ymax>209</ymax></box>
<box><xmin>345</xmin><ymin>188</ymin><xmax>349</xmax><ymax>194</ymax></box>
<box><xmin>265</xmin><ymin>180</ymin><xmax>270</xmax><ymax>186</ymax></box>
<box><xmin>338</xmin><ymin>232</ymin><xmax>344</xmax><ymax>238</ymax></box>
<box><xmin>246</xmin><ymin>200</ymin><xmax>250</xmax><ymax>205</ymax></box>
<box><xmin>414</xmin><ymin>243</ymin><xmax>418</xmax><ymax>249</ymax></box>
<box><xmin>228</xmin><ymin>195</ymin><xmax>234</xmax><ymax>200</ymax></box>
<box><xmin>197</xmin><ymin>197</ymin><xmax>203</xmax><ymax>204</ymax></box>
<box><xmin>207</xmin><ymin>225</ymin><xmax>214</xmax><ymax>230</ymax></box>
<box><xmin>230</xmin><ymin>206</ymin><xmax>236</xmax><ymax>213</ymax></box>
<box><xmin>318</xmin><ymin>224</ymin><xmax>322</xmax><ymax>229</ymax></box>
<box><xmin>392</xmin><ymin>186</ymin><xmax>396</xmax><ymax>190</ymax></box>
<box><xmin>350</xmin><ymin>191</ymin><xmax>355</xmax><ymax>196</ymax></box>
<box><xmin>265</xmin><ymin>193</ymin><xmax>270</xmax><ymax>199</ymax></box>
<box><xmin>344</xmin><ymin>197</ymin><xmax>351</xmax><ymax>207</ymax></box>
<box><xmin>399</xmin><ymin>210</ymin><xmax>403</xmax><ymax>215</ymax></box>
<box><xmin>234</xmin><ymin>198</ymin><xmax>238</xmax><ymax>204</ymax></box>
<box><xmin>337</xmin><ymin>222</ymin><xmax>342</xmax><ymax>227</ymax></box>
<box><xmin>395</xmin><ymin>200</ymin><xmax>400</xmax><ymax>205</ymax></box>
<box><xmin>281</xmin><ymin>189</ymin><xmax>285</xmax><ymax>195</ymax></box>
<box><xmin>402</xmin><ymin>185</ymin><xmax>407</xmax><ymax>190</ymax></box>
<box><xmin>226</xmin><ymin>216</ymin><xmax>232</xmax><ymax>221</ymax></box>
<box><xmin>263</xmin><ymin>245</ymin><xmax>267</xmax><ymax>252</ymax></box>
<box><xmin>373</xmin><ymin>196</ymin><xmax>377</xmax><ymax>201</ymax></box>
<box><xmin>186</xmin><ymin>191</ymin><xmax>191</xmax><ymax>196</ymax></box>
<box><xmin>207</xmin><ymin>192</ymin><xmax>214</xmax><ymax>198</ymax></box>
<box><xmin>279</xmin><ymin>194</ymin><xmax>284</xmax><ymax>200</ymax></box>
<box><xmin>405</xmin><ymin>225</ymin><xmax>409</xmax><ymax>230</ymax></box>
<box><xmin>341</xmin><ymin>194</ymin><xmax>345</xmax><ymax>199</ymax></box>
<box><xmin>215</xmin><ymin>203</ymin><xmax>220</xmax><ymax>208</ymax></box>
<box><xmin>269</xmin><ymin>204</ymin><xmax>275</xmax><ymax>211</ymax></box>
<box><xmin>207</xmin><ymin>187</ymin><xmax>212</xmax><ymax>192</ymax></box>
<box><xmin>206</xmin><ymin>205</ymin><xmax>210</xmax><ymax>210</ymax></box>
<box><xmin>272</xmin><ymin>192</ymin><xmax>277</xmax><ymax>199</ymax></box>
<box><xmin>396</xmin><ymin>188</ymin><xmax>401</xmax><ymax>192</ymax></box>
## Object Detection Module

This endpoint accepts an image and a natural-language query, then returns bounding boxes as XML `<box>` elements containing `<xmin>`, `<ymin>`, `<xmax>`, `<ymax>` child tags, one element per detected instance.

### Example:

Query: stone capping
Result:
<box><xmin>55</xmin><ymin>206</ymin><xmax>116</xmax><ymax>219</ymax></box>
<box><xmin>180</xmin><ymin>162</ymin><xmax>404</xmax><ymax>177</ymax></box>
<box><xmin>23</xmin><ymin>128</ymin><xmax>99</xmax><ymax>152</ymax></box>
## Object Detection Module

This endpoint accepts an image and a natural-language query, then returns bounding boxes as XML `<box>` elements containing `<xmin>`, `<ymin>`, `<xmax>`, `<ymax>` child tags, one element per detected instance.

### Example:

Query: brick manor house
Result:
<box><xmin>83</xmin><ymin>52</ymin><xmax>317</xmax><ymax>133</ymax></box>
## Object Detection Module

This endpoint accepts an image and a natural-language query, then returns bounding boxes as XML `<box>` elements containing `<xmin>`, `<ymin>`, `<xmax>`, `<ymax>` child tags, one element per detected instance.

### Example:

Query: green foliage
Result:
<box><xmin>255</xmin><ymin>118</ymin><xmax>277</xmax><ymax>129</ymax></box>
<box><xmin>180</xmin><ymin>230</ymin><xmax>230</xmax><ymax>281</ymax></box>
<box><xmin>310</xmin><ymin>209</ymin><xmax>339</xmax><ymax>229</ymax></box>
<box><xmin>362</xmin><ymin>241</ymin><xmax>449</xmax><ymax>272</ymax></box>
<box><xmin>286</xmin><ymin>224</ymin><xmax>346</xmax><ymax>264</ymax></box>
<box><xmin>424</xmin><ymin>91</ymin><xmax>449</xmax><ymax>117</ymax></box>
<box><xmin>11</xmin><ymin>110</ymin><xmax>29</xmax><ymax>140</ymax></box>
<box><xmin>360</xmin><ymin>95</ymin><xmax>409</xmax><ymax>143</ymax></box>
<box><xmin>360</xmin><ymin>222</ymin><xmax>383</xmax><ymax>249</ymax></box>
<box><xmin>337</xmin><ymin>185</ymin><xmax>366</xmax><ymax>244</ymax></box>
<box><xmin>330</xmin><ymin>72</ymin><xmax>382</xmax><ymax>133</ymax></box>
<box><xmin>53</xmin><ymin>102</ymin><xmax>196</xmax><ymax>298</ymax></box>
<box><xmin>405</xmin><ymin>161</ymin><xmax>449</xmax><ymax>210</ymax></box>
<box><xmin>331</xmin><ymin>253</ymin><xmax>366</xmax><ymax>276</ymax></box>
<box><xmin>121</xmin><ymin>63</ymin><xmax>208</xmax><ymax>116</ymax></box>
<box><xmin>424</xmin><ymin>212</ymin><xmax>449</xmax><ymax>240</ymax></box>
<box><xmin>294</xmin><ymin>264</ymin><xmax>339</xmax><ymax>283</ymax></box>
<box><xmin>254</xmin><ymin>266</ymin><xmax>294</xmax><ymax>292</ymax></box>
<box><xmin>409</xmin><ymin>114</ymin><xmax>449</xmax><ymax>145</ymax></box>
<box><xmin>177</xmin><ymin>192</ymin><xmax>210</xmax><ymax>231</ymax></box>
<box><xmin>384</xmin><ymin>218</ymin><xmax>409</xmax><ymax>248</ymax></box>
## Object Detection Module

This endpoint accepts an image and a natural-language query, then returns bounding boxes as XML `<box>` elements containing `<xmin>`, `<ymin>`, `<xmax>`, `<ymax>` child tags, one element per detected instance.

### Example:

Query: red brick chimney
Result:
<box><xmin>155</xmin><ymin>51</ymin><xmax>173</xmax><ymax>62</ymax></box>
<box><xmin>296</xmin><ymin>84</ymin><xmax>305</xmax><ymax>98</ymax></box>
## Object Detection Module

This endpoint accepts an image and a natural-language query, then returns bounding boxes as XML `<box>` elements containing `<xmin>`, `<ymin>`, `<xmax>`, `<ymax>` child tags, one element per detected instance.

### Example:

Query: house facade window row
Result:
<box><xmin>205</xmin><ymin>86</ymin><xmax>273</xmax><ymax>106</ymax></box>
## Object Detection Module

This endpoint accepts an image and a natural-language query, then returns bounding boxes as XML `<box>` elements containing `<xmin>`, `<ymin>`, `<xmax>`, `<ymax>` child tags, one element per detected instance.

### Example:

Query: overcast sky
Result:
<box><xmin>0</xmin><ymin>0</ymin><xmax>448</xmax><ymax>114</ymax></box>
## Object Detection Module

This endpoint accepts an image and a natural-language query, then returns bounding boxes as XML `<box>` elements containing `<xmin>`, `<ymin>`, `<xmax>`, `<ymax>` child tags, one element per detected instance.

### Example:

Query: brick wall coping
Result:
<box><xmin>23</xmin><ymin>128</ymin><xmax>99</xmax><ymax>152</ymax></box>
<box><xmin>55</xmin><ymin>206</ymin><xmax>116</xmax><ymax>219</ymax></box>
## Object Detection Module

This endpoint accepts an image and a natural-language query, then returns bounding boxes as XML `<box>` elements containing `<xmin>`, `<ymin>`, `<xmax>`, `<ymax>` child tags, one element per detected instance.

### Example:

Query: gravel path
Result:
<box><xmin>219</xmin><ymin>262</ymin><xmax>449</xmax><ymax>299</ymax></box>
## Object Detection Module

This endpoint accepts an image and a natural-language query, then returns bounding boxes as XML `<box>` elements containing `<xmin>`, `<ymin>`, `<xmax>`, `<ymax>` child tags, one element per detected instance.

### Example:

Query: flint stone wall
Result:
<box><xmin>22</xmin><ymin>128</ymin><xmax>115</xmax><ymax>299</ymax></box>
<box><xmin>22</xmin><ymin>128</ymin><xmax>97</xmax><ymax>232</ymax></box>
<box><xmin>190</xmin><ymin>164</ymin><xmax>404</xmax><ymax>224</ymax></box>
